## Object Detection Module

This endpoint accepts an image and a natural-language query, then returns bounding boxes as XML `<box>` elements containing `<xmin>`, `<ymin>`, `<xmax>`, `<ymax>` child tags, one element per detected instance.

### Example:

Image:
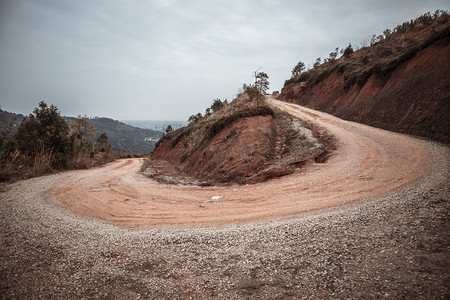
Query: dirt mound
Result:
<box><xmin>145</xmin><ymin>99</ymin><xmax>331</xmax><ymax>185</ymax></box>
<box><xmin>280</xmin><ymin>20</ymin><xmax>450</xmax><ymax>144</ymax></box>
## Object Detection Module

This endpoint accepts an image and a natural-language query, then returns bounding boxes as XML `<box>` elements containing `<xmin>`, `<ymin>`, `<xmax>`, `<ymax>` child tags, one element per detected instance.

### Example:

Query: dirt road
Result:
<box><xmin>1</xmin><ymin>99</ymin><xmax>448</xmax><ymax>298</ymax></box>
<box><xmin>48</xmin><ymin>98</ymin><xmax>432</xmax><ymax>228</ymax></box>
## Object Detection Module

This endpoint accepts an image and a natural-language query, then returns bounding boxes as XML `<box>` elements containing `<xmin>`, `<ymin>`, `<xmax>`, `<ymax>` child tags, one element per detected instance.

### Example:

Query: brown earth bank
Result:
<box><xmin>0</xmin><ymin>100</ymin><xmax>448</xmax><ymax>298</ymax></box>
<box><xmin>148</xmin><ymin>100</ymin><xmax>332</xmax><ymax>185</ymax></box>
<box><xmin>279</xmin><ymin>22</ymin><xmax>450</xmax><ymax>144</ymax></box>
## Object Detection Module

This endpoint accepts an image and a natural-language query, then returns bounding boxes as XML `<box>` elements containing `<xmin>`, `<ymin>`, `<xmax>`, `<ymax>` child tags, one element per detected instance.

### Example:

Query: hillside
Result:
<box><xmin>0</xmin><ymin>110</ymin><xmax>160</xmax><ymax>153</ymax></box>
<box><xmin>145</xmin><ymin>95</ymin><xmax>334</xmax><ymax>185</ymax></box>
<box><xmin>92</xmin><ymin>118</ymin><xmax>160</xmax><ymax>154</ymax></box>
<box><xmin>0</xmin><ymin>110</ymin><xmax>25</xmax><ymax>132</ymax></box>
<box><xmin>279</xmin><ymin>12</ymin><xmax>449</xmax><ymax>144</ymax></box>
<box><xmin>64</xmin><ymin>117</ymin><xmax>160</xmax><ymax>154</ymax></box>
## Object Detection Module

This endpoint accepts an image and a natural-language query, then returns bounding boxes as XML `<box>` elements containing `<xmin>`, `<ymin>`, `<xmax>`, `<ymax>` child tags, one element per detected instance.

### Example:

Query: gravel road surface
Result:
<box><xmin>1</xmin><ymin>100</ymin><xmax>448</xmax><ymax>299</ymax></box>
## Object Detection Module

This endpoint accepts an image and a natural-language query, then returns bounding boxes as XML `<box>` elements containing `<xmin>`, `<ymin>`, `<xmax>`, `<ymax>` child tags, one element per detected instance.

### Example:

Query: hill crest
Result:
<box><xmin>279</xmin><ymin>12</ymin><xmax>449</xmax><ymax>144</ymax></box>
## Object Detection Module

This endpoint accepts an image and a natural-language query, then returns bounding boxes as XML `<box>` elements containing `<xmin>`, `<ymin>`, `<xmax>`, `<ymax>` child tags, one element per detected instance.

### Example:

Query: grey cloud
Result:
<box><xmin>0</xmin><ymin>0</ymin><xmax>448</xmax><ymax>120</ymax></box>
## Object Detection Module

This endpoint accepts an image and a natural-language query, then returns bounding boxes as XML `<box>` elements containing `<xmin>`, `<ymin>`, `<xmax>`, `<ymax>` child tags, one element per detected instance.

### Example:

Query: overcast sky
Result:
<box><xmin>0</xmin><ymin>0</ymin><xmax>448</xmax><ymax>121</ymax></box>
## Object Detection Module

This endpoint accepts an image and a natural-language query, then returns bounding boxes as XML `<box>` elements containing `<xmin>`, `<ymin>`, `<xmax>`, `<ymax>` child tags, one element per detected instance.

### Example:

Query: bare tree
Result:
<box><xmin>70</xmin><ymin>115</ymin><xmax>96</xmax><ymax>155</ymax></box>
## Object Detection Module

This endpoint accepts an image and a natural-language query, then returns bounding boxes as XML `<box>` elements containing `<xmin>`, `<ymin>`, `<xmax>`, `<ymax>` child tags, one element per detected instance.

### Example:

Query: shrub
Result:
<box><xmin>343</xmin><ymin>43</ymin><xmax>354</xmax><ymax>58</ymax></box>
<box><xmin>210</xmin><ymin>98</ymin><xmax>224</xmax><ymax>113</ymax></box>
<box><xmin>15</xmin><ymin>101</ymin><xmax>70</xmax><ymax>169</ymax></box>
<box><xmin>0</xmin><ymin>101</ymin><xmax>117</xmax><ymax>181</ymax></box>
<box><xmin>165</xmin><ymin>125</ymin><xmax>173</xmax><ymax>134</ymax></box>
<box><xmin>188</xmin><ymin>113</ymin><xmax>203</xmax><ymax>124</ymax></box>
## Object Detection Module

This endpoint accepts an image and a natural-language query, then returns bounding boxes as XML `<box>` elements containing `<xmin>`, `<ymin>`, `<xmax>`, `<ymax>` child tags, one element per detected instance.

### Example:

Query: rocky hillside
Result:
<box><xmin>145</xmin><ymin>95</ymin><xmax>334</xmax><ymax>185</ymax></box>
<box><xmin>279</xmin><ymin>12</ymin><xmax>449</xmax><ymax>144</ymax></box>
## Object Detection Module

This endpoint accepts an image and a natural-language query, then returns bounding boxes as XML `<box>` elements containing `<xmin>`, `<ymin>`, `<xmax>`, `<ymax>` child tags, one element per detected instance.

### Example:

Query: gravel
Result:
<box><xmin>1</xmin><ymin>139</ymin><xmax>449</xmax><ymax>299</ymax></box>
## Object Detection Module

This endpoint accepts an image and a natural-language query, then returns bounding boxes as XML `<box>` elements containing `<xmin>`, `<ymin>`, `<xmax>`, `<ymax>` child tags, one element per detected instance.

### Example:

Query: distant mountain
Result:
<box><xmin>0</xmin><ymin>109</ymin><xmax>24</xmax><ymax>131</ymax></box>
<box><xmin>0</xmin><ymin>110</ymin><xmax>161</xmax><ymax>153</ymax></box>
<box><xmin>65</xmin><ymin>116</ymin><xmax>161</xmax><ymax>154</ymax></box>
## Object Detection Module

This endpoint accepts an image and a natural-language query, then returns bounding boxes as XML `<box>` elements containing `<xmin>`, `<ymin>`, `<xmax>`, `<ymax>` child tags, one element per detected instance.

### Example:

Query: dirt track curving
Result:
<box><xmin>47</xmin><ymin>98</ymin><xmax>432</xmax><ymax>228</ymax></box>
<box><xmin>1</xmin><ymin>99</ymin><xmax>449</xmax><ymax>298</ymax></box>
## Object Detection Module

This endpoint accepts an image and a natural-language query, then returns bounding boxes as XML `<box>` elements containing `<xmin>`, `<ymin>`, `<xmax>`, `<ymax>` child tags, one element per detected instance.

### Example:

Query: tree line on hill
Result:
<box><xmin>0</xmin><ymin>101</ymin><xmax>114</xmax><ymax>181</ymax></box>
<box><xmin>64</xmin><ymin>116</ymin><xmax>160</xmax><ymax>154</ymax></box>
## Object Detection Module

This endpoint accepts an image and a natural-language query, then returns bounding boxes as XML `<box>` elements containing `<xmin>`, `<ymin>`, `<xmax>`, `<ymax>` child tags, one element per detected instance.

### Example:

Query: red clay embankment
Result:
<box><xmin>279</xmin><ymin>29</ymin><xmax>450</xmax><ymax>144</ymax></box>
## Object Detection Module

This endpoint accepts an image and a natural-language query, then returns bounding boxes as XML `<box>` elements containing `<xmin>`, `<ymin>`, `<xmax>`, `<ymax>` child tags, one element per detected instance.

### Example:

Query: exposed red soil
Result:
<box><xmin>151</xmin><ymin>115</ymin><xmax>288</xmax><ymax>184</ymax></box>
<box><xmin>279</xmin><ymin>30</ymin><xmax>450</xmax><ymax>144</ymax></box>
<box><xmin>149</xmin><ymin>102</ymin><xmax>329</xmax><ymax>185</ymax></box>
<box><xmin>46</xmin><ymin>99</ymin><xmax>432</xmax><ymax>229</ymax></box>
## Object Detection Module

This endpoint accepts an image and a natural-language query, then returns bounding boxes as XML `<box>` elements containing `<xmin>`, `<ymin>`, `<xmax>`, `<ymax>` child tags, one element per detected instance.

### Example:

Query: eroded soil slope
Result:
<box><xmin>280</xmin><ymin>21</ymin><xmax>450</xmax><ymax>143</ymax></box>
<box><xmin>147</xmin><ymin>100</ymin><xmax>330</xmax><ymax>185</ymax></box>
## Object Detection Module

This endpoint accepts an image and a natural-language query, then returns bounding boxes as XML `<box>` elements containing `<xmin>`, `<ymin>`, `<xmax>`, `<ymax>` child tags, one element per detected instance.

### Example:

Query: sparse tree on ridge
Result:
<box><xmin>188</xmin><ymin>113</ymin><xmax>203</xmax><ymax>124</ymax></box>
<box><xmin>243</xmin><ymin>70</ymin><xmax>270</xmax><ymax>106</ymax></box>
<box><xmin>291</xmin><ymin>61</ymin><xmax>306</xmax><ymax>78</ymax></box>
<box><xmin>313</xmin><ymin>57</ymin><xmax>322</xmax><ymax>69</ymax></box>
<box><xmin>328</xmin><ymin>47</ymin><xmax>339</xmax><ymax>62</ymax></box>
<box><xmin>165</xmin><ymin>125</ymin><xmax>173</xmax><ymax>134</ymax></box>
<box><xmin>254</xmin><ymin>71</ymin><xmax>269</xmax><ymax>95</ymax></box>
<box><xmin>210</xmin><ymin>98</ymin><xmax>224</xmax><ymax>113</ymax></box>
<box><xmin>343</xmin><ymin>43</ymin><xmax>354</xmax><ymax>58</ymax></box>
<box><xmin>254</xmin><ymin>70</ymin><xmax>269</xmax><ymax>106</ymax></box>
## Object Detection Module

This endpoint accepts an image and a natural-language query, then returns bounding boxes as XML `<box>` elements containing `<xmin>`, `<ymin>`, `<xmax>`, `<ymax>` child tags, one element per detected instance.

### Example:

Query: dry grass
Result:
<box><xmin>181</xmin><ymin>126</ymin><xmax>207</xmax><ymax>162</ymax></box>
<box><xmin>31</xmin><ymin>146</ymin><xmax>55</xmax><ymax>177</ymax></box>
<box><xmin>0</xmin><ymin>147</ymin><xmax>119</xmax><ymax>183</ymax></box>
<box><xmin>67</xmin><ymin>154</ymin><xmax>91</xmax><ymax>170</ymax></box>
<box><xmin>0</xmin><ymin>151</ymin><xmax>22</xmax><ymax>182</ymax></box>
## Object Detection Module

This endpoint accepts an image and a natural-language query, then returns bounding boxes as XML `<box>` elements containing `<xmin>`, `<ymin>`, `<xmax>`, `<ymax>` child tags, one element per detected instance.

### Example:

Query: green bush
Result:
<box><xmin>0</xmin><ymin>101</ymin><xmax>116</xmax><ymax>181</ymax></box>
<box><xmin>15</xmin><ymin>101</ymin><xmax>70</xmax><ymax>169</ymax></box>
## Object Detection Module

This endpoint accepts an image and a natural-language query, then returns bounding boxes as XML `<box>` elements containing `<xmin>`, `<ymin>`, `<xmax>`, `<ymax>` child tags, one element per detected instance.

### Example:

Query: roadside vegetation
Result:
<box><xmin>0</xmin><ymin>101</ymin><xmax>116</xmax><ymax>182</ymax></box>
<box><xmin>286</xmin><ymin>10</ymin><xmax>449</xmax><ymax>89</ymax></box>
